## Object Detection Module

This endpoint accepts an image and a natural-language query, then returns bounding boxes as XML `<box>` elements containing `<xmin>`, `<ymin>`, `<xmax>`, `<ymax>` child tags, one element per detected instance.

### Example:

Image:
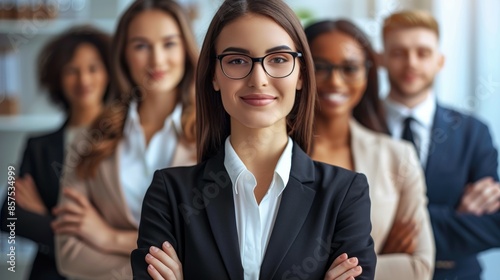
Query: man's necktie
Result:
<box><xmin>402</xmin><ymin>117</ymin><xmax>418</xmax><ymax>154</ymax></box>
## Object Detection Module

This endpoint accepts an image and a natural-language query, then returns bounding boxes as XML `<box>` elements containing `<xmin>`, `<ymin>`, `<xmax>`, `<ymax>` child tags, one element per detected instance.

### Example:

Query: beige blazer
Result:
<box><xmin>55</xmin><ymin>131</ymin><xmax>196</xmax><ymax>280</ymax></box>
<box><xmin>350</xmin><ymin>119</ymin><xmax>435</xmax><ymax>280</ymax></box>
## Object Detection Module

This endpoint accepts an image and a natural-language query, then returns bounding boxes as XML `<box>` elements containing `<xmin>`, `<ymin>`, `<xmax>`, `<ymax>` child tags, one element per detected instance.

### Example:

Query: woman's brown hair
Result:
<box><xmin>38</xmin><ymin>25</ymin><xmax>112</xmax><ymax>113</ymax></box>
<box><xmin>196</xmin><ymin>0</ymin><xmax>316</xmax><ymax>162</ymax></box>
<box><xmin>305</xmin><ymin>19</ymin><xmax>389</xmax><ymax>134</ymax></box>
<box><xmin>77</xmin><ymin>0</ymin><xmax>198</xmax><ymax>178</ymax></box>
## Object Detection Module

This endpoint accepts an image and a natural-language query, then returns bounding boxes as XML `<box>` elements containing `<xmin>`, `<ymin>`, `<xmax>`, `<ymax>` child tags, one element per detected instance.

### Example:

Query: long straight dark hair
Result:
<box><xmin>196</xmin><ymin>0</ymin><xmax>317</xmax><ymax>162</ymax></box>
<box><xmin>305</xmin><ymin>19</ymin><xmax>389</xmax><ymax>134</ymax></box>
<box><xmin>77</xmin><ymin>0</ymin><xmax>198</xmax><ymax>178</ymax></box>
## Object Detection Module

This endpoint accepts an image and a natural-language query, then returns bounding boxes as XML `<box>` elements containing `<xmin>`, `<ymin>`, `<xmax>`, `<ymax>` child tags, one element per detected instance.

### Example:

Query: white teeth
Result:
<box><xmin>324</xmin><ymin>93</ymin><xmax>348</xmax><ymax>103</ymax></box>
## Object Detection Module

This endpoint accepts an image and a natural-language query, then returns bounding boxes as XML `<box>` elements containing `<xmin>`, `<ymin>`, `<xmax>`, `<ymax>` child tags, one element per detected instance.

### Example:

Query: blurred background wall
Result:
<box><xmin>0</xmin><ymin>0</ymin><xmax>498</xmax><ymax>279</ymax></box>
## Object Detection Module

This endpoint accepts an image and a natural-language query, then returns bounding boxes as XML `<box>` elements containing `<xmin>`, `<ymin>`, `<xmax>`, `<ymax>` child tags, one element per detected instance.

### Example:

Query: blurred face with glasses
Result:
<box><xmin>310</xmin><ymin>31</ymin><xmax>369</xmax><ymax>118</ymax></box>
<box><xmin>213</xmin><ymin>13</ymin><xmax>303</xmax><ymax>131</ymax></box>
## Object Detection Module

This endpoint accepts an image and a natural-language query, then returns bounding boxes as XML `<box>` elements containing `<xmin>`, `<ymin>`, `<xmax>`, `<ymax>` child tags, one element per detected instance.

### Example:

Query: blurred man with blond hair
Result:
<box><xmin>381</xmin><ymin>10</ymin><xmax>500</xmax><ymax>280</ymax></box>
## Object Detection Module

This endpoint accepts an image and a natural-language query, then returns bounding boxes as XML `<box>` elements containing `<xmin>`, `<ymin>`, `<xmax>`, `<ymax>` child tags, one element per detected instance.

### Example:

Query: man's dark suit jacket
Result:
<box><xmin>1</xmin><ymin>125</ymin><xmax>66</xmax><ymax>280</ymax></box>
<box><xmin>131</xmin><ymin>143</ymin><xmax>377</xmax><ymax>280</ymax></box>
<box><xmin>422</xmin><ymin>105</ymin><xmax>499</xmax><ymax>280</ymax></box>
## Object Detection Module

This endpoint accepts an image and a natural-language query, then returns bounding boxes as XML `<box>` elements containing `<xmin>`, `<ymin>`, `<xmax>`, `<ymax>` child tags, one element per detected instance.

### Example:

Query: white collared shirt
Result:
<box><xmin>384</xmin><ymin>92</ymin><xmax>436</xmax><ymax>167</ymax></box>
<box><xmin>224</xmin><ymin>136</ymin><xmax>293</xmax><ymax>280</ymax></box>
<box><xmin>119</xmin><ymin>101</ymin><xmax>182</xmax><ymax>225</ymax></box>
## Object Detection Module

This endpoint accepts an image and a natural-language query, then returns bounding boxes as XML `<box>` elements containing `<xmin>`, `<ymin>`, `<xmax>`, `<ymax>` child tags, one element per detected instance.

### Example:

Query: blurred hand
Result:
<box><xmin>457</xmin><ymin>177</ymin><xmax>500</xmax><ymax>216</ymax></box>
<box><xmin>51</xmin><ymin>188</ymin><xmax>115</xmax><ymax>252</ymax></box>
<box><xmin>381</xmin><ymin>220</ymin><xmax>418</xmax><ymax>255</ymax></box>
<box><xmin>146</xmin><ymin>242</ymin><xmax>183</xmax><ymax>280</ymax></box>
<box><xmin>324</xmin><ymin>253</ymin><xmax>362</xmax><ymax>280</ymax></box>
<box><xmin>15</xmin><ymin>174</ymin><xmax>48</xmax><ymax>215</ymax></box>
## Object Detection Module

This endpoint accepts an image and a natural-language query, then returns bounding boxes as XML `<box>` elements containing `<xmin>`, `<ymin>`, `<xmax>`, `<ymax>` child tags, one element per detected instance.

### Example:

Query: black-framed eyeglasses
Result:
<box><xmin>216</xmin><ymin>51</ymin><xmax>302</xmax><ymax>80</ymax></box>
<box><xmin>314</xmin><ymin>60</ymin><xmax>372</xmax><ymax>84</ymax></box>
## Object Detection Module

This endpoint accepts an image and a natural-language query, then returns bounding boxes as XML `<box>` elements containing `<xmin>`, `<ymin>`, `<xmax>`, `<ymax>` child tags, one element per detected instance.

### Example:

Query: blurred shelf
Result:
<box><xmin>0</xmin><ymin>19</ymin><xmax>117</xmax><ymax>35</ymax></box>
<box><xmin>0</xmin><ymin>114</ymin><xmax>64</xmax><ymax>132</ymax></box>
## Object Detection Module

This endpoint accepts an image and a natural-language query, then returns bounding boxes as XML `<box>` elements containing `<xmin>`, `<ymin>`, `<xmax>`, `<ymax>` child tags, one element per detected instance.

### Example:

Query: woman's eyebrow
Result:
<box><xmin>265</xmin><ymin>45</ymin><xmax>292</xmax><ymax>53</ymax></box>
<box><xmin>221</xmin><ymin>47</ymin><xmax>250</xmax><ymax>54</ymax></box>
<box><xmin>220</xmin><ymin>45</ymin><xmax>293</xmax><ymax>54</ymax></box>
<box><xmin>128</xmin><ymin>34</ymin><xmax>179</xmax><ymax>43</ymax></box>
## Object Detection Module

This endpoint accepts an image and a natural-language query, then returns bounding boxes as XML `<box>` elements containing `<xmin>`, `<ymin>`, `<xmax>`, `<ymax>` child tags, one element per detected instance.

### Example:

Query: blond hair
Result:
<box><xmin>383</xmin><ymin>10</ymin><xmax>439</xmax><ymax>40</ymax></box>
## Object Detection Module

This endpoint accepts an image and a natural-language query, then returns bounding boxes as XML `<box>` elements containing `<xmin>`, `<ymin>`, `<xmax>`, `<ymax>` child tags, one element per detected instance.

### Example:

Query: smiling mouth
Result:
<box><xmin>149</xmin><ymin>71</ymin><xmax>166</xmax><ymax>80</ymax></box>
<box><xmin>320</xmin><ymin>92</ymin><xmax>349</xmax><ymax>105</ymax></box>
<box><xmin>240</xmin><ymin>95</ymin><xmax>277</xmax><ymax>106</ymax></box>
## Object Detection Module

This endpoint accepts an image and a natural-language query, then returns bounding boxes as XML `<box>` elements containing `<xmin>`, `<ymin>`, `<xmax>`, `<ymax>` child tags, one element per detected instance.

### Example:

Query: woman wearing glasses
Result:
<box><xmin>131</xmin><ymin>1</ymin><xmax>376</xmax><ymax>279</ymax></box>
<box><xmin>305</xmin><ymin>20</ymin><xmax>435</xmax><ymax>280</ymax></box>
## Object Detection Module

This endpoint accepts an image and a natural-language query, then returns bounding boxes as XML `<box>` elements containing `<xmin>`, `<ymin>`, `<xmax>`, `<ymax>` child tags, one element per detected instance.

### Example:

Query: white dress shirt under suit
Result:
<box><xmin>119</xmin><ymin>101</ymin><xmax>183</xmax><ymax>225</ymax></box>
<box><xmin>224</xmin><ymin>136</ymin><xmax>293</xmax><ymax>280</ymax></box>
<box><xmin>385</xmin><ymin>92</ymin><xmax>436</xmax><ymax>167</ymax></box>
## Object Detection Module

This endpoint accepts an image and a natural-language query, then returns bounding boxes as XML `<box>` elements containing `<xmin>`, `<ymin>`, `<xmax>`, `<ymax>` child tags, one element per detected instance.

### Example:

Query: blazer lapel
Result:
<box><xmin>49</xmin><ymin>125</ymin><xmax>65</xmax><ymax>178</ymax></box>
<box><xmin>96</xmin><ymin>149</ymin><xmax>138</xmax><ymax>228</ymax></box>
<box><xmin>202</xmin><ymin>150</ymin><xmax>244</xmax><ymax>280</ymax></box>
<box><xmin>349</xmin><ymin>119</ymin><xmax>379</xmax><ymax>179</ymax></box>
<box><xmin>425</xmin><ymin>105</ymin><xmax>449</xmax><ymax>178</ymax></box>
<box><xmin>260</xmin><ymin>144</ymin><xmax>316</xmax><ymax>280</ymax></box>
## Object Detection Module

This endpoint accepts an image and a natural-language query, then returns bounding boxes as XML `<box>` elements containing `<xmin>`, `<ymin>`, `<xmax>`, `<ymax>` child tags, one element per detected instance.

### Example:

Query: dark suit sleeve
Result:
<box><xmin>429</xmin><ymin>123</ymin><xmax>500</xmax><ymax>260</ymax></box>
<box><xmin>131</xmin><ymin>170</ymin><xmax>179</xmax><ymax>280</ymax></box>
<box><xmin>330</xmin><ymin>173</ymin><xmax>377</xmax><ymax>279</ymax></box>
<box><xmin>1</xmin><ymin>138</ymin><xmax>56</xmax><ymax>257</ymax></box>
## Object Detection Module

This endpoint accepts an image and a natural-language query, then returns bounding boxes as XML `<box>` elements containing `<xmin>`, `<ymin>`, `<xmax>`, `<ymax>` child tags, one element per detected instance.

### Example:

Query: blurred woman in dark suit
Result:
<box><xmin>0</xmin><ymin>25</ymin><xmax>112</xmax><ymax>280</ymax></box>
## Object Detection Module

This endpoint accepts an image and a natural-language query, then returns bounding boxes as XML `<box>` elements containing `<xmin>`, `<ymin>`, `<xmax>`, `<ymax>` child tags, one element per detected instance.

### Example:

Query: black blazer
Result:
<box><xmin>1</xmin><ymin>125</ymin><xmax>66</xmax><ymax>280</ymax></box>
<box><xmin>131</xmin><ymin>143</ymin><xmax>376</xmax><ymax>280</ymax></box>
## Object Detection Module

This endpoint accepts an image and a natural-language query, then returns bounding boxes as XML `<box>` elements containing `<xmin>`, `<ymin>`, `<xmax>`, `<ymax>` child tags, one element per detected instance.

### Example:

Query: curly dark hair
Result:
<box><xmin>37</xmin><ymin>25</ymin><xmax>112</xmax><ymax>113</ymax></box>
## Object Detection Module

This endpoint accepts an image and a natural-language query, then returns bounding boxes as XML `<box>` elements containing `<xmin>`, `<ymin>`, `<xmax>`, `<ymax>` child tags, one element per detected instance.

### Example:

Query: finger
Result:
<box><xmin>329</xmin><ymin>253</ymin><xmax>348</xmax><ymax>270</ymax></box>
<box><xmin>162</xmin><ymin>242</ymin><xmax>181</xmax><ymax>266</ymax></box>
<box><xmin>15</xmin><ymin>180</ymin><xmax>27</xmax><ymax>195</ymax></box>
<box><xmin>62</xmin><ymin>188</ymin><xmax>89</xmax><ymax>208</ymax></box>
<box><xmin>51</xmin><ymin>217</ymin><xmax>82</xmax><ymax>233</ymax></box>
<box><xmin>469</xmin><ymin>182</ymin><xmax>500</xmax><ymax>214</ymax></box>
<box><xmin>468</xmin><ymin>178</ymin><xmax>494</xmax><ymax>200</ymax></box>
<box><xmin>485</xmin><ymin>201</ymin><xmax>500</xmax><ymax>214</ymax></box>
<box><xmin>407</xmin><ymin>236</ymin><xmax>418</xmax><ymax>254</ymax></box>
<box><xmin>52</xmin><ymin>226</ymin><xmax>80</xmax><ymax>236</ymax></box>
<box><xmin>15</xmin><ymin>186</ymin><xmax>27</xmax><ymax>200</ymax></box>
<box><xmin>147</xmin><ymin>263</ymin><xmax>166</xmax><ymax>280</ymax></box>
<box><xmin>15</xmin><ymin>187</ymin><xmax>31</xmax><ymax>206</ymax></box>
<box><xmin>325</xmin><ymin>257</ymin><xmax>358</xmax><ymax>279</ymax></box>
<box><xmin>395</xmin><ymin>224</ymin><xmax>418</xmax><ymax>253</ymax></box>
<box><xmin>54</xmin><ymin>213</ymin><xmax>82</xmax><ymax>225</ymax></box>
<box><xmin>394</xmin><ymin>221</ymin><xmax>417</xmax><ymax>239</ymax></box>
<box><xmin>397</xmin><ymin>230</ymin><xmax>415</xmax><ymax>251</ymax></box>
<box><xmin>150</xmin><ymin>245</ymin><xmax>181</xmax><ymax>278</ymax></box>
<box><xmin>336</xmin><ymin>266</ymin><xmax>362</xmax><ymax>280</ymax></box>
<box><xmin>384</xmin><ymin>221</ymin><xmax>416</xmax><ymax>251</ymax></box>
<box><xmin>53</xmin><ymin>203</ymin><xmax>84</xmax><ymax>217</ymax></box>
<box><xmin>146</xmin><ymin>251</ymin><xmax>176</xmax><ymax>279</ymax></box>
<box><xmin>51</xmin><ymin>221</ymin><xmax>80</xmax><ymax>235</ymax></box>
<box><xmin>162</xmin><ymin>242</ymin><xmax>182</xmax><ymax>279</ymax></box>
<box><xmin>459</xmin><ymin>191</ymin><xmax>482</xmax><ymax>215</ymax></box>
<box><xmin>24</xmin><ymin>174</ymin><xmax>37</xmax><ymax>190</ymax></box>
<box><xmin>14</xmin><ymin>177</ymin><xmax>26</xmax><ymax>189</ymax></box>
<box><xmin>480</xmin><ymin>186</ymin><xmax>500</xmax><ymax>214</ymax></box>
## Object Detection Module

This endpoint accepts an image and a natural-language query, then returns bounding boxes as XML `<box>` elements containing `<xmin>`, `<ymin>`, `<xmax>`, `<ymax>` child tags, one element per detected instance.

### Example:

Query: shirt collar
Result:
<box><xmin>124</xmin><ymin>100</ymin><xmax>183</xmax><ymax>136</ymax></box>
<box><xmin>224</xmin><ymin>136</ymin><xmax>293</xmax><ymax>197</ymax></box>
<box><xmin>385</xmin><ymin>92</ymin><xmax>436</xmax><ymax>129</ymax></box>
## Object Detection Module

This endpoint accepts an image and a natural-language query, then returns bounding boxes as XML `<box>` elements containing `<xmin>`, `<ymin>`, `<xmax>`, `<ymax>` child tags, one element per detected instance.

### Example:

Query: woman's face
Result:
<box><xmin>309</xmin><ymin>31</ymin><xmax>368</xmax><ymax>119</ymax></box>
<box><xmin>61</xmin><ymin>43</ymin><xmax>108</xmax><ymax>110</ymax></box>
<box><xmin>125</xmin><ymin>9</ymin><xmax>185</xmax><ymax>96</ymax></box>
<box><xmin>213</xmin><ymin>13</ymin><xmax>303</xmax><ymax>131</ymax></box>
